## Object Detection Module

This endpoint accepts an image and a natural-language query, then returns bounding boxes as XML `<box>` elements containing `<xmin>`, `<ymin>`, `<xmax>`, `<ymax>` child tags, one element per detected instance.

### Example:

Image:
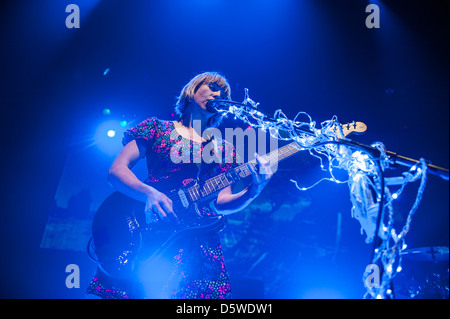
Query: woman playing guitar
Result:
<box><xmin>86</xmin><ymin>72</ymin><xmax>272</xmax><ymax>299</ymax></box>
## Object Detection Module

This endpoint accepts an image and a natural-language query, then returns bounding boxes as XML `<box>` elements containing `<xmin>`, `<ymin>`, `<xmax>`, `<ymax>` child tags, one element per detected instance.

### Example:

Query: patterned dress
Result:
<box><xmin>87</xmin><ymin>117</ymin><xmax>239</xmax><ymax>299</ymax></box>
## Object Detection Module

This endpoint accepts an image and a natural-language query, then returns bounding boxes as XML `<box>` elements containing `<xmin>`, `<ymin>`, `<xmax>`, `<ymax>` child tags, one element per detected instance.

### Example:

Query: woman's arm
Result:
<box><xmin>108</xmin><ymin>139</ymin><xmax>176</xmax><ymax>221</ymax></box>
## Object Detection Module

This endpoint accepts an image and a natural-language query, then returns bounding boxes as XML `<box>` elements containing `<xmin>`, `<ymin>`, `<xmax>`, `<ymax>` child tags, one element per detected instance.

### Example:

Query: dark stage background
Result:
<box><xmin>1</xmin><ymin>0</ymin><xmax>448</xmax><ymax>298</ymax></box>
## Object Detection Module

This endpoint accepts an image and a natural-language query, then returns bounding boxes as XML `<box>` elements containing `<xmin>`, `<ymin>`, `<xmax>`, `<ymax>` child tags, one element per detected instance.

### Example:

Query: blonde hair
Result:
<box><xmin>175</xmin><ymin>72</ymin><xmax>231</xmax><ymax>127</ymax></box>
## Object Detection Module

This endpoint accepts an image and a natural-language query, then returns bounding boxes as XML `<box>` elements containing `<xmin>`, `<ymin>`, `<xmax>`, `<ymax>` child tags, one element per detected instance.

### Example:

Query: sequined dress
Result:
<box><xmin>86</xmin><ymin>117</ymin><xmax>239</xmax><ymax>299</ymax></box>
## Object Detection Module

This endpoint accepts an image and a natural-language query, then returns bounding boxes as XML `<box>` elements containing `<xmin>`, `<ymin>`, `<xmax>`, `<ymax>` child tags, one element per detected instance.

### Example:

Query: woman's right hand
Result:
<box><xmin>144</xmin><ymin>188</ymin><xmax>177</xmax><ymax>223</ymax></box>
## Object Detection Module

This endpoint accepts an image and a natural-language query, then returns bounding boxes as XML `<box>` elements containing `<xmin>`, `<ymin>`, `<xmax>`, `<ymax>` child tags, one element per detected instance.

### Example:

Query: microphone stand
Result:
<box><xmin>385</xmin><ymin>151</ymin><xmax>449</xmax><ymax>181</ymax></box>
<box><xmin>211</xmin><ymin>98</ymin><xmax>450</xmax><ymax>181</ymax></box>
<box><xmin>335</xmin><ymin>139</ymin><xmax>449</xmax><ymax>181</ymax></box>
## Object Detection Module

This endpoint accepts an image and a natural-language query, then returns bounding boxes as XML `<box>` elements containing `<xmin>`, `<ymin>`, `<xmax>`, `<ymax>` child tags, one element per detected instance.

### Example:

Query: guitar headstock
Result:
<box><xmin>332</xmin><ymin>121</ymin><xmax>367</xmax><ymax>139</ymax></box>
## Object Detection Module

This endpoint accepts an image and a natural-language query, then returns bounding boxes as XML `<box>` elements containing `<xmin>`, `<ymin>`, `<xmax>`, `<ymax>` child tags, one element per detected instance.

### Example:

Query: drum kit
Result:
<box><xmin>395</xmin><ymin>246</ymin><xmax>449</xmax><ymax>299</ymax></box>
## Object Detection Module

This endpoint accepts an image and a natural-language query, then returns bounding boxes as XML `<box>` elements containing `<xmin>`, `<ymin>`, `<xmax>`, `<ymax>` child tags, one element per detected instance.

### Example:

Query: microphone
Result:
<box><xmin>206</xmin><ymin>96</ymin><xmax>230</xmax><ymax>113</ymax></box>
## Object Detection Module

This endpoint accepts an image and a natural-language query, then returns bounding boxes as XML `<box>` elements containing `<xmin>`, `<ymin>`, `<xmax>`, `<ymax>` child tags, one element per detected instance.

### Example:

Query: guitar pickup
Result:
<box><xmin>177</xmin><ymin>189</ymin><xmax>189</xmax><ymax>208</ymax></box>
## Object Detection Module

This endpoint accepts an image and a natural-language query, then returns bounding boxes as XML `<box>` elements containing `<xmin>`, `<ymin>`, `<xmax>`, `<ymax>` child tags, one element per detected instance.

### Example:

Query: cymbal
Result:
<box><xmin>401</xmin><ymin>246</ymin><xmax>449</xmax><ymax>262</ymax></box>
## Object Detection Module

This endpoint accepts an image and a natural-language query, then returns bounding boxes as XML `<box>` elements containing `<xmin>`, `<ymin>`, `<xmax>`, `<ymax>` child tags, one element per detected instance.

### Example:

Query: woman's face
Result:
<box><xmin>192</xmin><ymin>83</ymin><xmax>223</xmax><ymax>112</ymax></box>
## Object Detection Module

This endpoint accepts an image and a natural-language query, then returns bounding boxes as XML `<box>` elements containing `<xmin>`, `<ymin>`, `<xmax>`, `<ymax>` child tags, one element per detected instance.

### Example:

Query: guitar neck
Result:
<box><xmin>183</xmin><ymin>121</ymin><xmax>366</xmax><ymax>203</ymax></box>
<box><xmin>185</xmin><ymin>141</ymin><xmax>303</xmax><ymax>202</ymax></box>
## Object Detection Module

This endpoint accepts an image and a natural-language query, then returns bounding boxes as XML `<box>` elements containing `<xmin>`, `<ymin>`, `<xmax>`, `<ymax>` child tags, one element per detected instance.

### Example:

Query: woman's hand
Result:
<box><xmin>214</xmin><ymin>153</ymin><xmax>274</xmax><ymax>215</ymax></box>
<box><xmin>247</xmin><ymin>153</ymin><xmax>273</xmax><ymax>197</ymax></box>
<box><xmin>144</xmin><ymin>187</ymin><xmax>177</xmax><ymax>223</ymax></box>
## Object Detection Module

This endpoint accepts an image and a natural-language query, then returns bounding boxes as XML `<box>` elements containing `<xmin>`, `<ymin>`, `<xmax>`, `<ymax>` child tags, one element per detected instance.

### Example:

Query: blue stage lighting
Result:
<box><xmin>94</xmin><ymin>120</ymin><xmax>127</xmax><ymax>156</ymax></box>
<box><xmin>107</xmin><ymin>129</ymin><xmax>116</xmax><ymax>138</ymax></box>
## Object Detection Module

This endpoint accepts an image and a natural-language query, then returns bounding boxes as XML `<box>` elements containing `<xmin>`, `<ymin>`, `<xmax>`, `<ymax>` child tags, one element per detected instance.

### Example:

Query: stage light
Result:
<box><xmin>102</xmin><ymin>108</ymin><xmax>111</xmax><ymax>115</ymax></box>
<box><xmin>107</xmin><ymin>130</ymin><xmax>116</xmax><ymax>138</ymax></box>
<box><xmin>94</xmin><ymin>119</ymin><xmax>127</xmax><ymax>156</ymax></box>
<box><xmin>120</xmin><ymin>120</ymin><xmax>127</xmax><ymax>127</ymax></box>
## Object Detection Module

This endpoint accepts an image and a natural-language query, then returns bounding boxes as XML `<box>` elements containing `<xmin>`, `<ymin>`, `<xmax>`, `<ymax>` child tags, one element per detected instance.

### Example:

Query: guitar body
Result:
<box><xmin>90</xmin><ymin>173</ymin><xmax>226</xmax><ymax>278</ymax></box>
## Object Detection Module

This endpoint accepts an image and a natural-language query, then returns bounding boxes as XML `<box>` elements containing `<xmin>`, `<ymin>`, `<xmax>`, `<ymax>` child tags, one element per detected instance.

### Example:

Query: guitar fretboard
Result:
<box><xmin>185</xmin><ymin>141</ymin><xmax>303</xmax><ymax>202</ymax></box>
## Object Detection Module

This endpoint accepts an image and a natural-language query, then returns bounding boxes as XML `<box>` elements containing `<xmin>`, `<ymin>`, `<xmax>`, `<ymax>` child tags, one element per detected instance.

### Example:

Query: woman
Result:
<box><xmin>86</xmin><ymin>72</ymin><xmax>272</xmax><ymax>299</ymax></box>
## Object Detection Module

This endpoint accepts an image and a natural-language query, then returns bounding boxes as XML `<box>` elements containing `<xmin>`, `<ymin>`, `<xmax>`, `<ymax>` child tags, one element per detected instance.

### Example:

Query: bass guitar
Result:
<box><xmin>88</xmin><ymin>121</ymin><xmax>367</xmax><ymax>277</ymax></box>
